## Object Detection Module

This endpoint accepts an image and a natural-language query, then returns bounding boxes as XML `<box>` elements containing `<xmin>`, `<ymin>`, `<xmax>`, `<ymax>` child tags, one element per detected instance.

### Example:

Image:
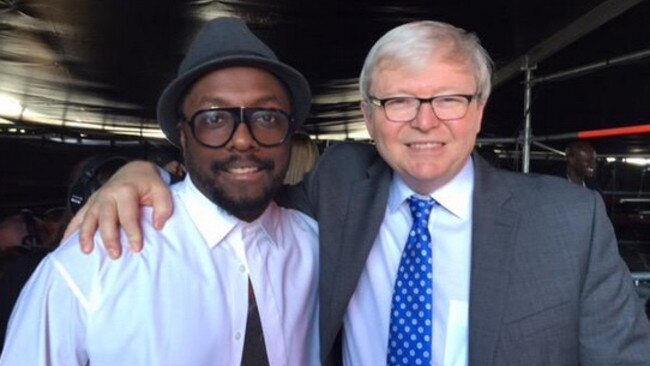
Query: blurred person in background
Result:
<box><xmin>148</xmin><ymin>146</ymin><xmax>186</xmax><ymax>181</ymax></box>
<box><xmin>566</xmin><ymin>140</ymin><xmax>599</xmax><ymax>190</ymax></box>
<box><xmin>284</xmin><ymin>133</ymin><xmax>320</xmax><ymax>185</ymax></box>
<box><xmin>0</xmin><ymin>154</ymin><xmax>128</xmax><ymax>354</ymax></box>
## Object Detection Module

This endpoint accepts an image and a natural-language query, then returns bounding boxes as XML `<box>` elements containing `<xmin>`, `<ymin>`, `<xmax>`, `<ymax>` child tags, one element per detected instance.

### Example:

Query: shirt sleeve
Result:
<box><xmin>0</xmin><ymin>254</ymin><xmax>90</xmax><ymax>365</ymax></box>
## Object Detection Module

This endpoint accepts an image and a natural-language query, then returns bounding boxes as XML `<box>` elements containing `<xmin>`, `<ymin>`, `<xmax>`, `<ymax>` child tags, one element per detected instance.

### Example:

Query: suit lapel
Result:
<box><xmin>320</xmin><ymin>151</ymin><xmax>520</xmax><ymax>364</ymax></box>
<box><xmin>468</xmin><ymin>155</ymin><xmax>519</xmax><ymax>366</ymax></box>
<box><xmin>322</xmin><ymin>156</ymin><xmax>392</xmax><ymax>359</ymax></box>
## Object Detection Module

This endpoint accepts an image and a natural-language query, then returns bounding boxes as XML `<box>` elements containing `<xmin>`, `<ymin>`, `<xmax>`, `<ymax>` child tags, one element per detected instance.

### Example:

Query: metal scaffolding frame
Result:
<box><xmin>490</xmin><ymin>0</ymin><xmax>647</xmax><ymax>172</ymax></box>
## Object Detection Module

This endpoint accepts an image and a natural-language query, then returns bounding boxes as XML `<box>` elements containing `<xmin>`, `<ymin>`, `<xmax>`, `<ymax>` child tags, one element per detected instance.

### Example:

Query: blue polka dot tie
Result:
<box><xmin>387</xmin><ymin>195</ymin><xmax>435</xmax><ymax>366</ymax></box>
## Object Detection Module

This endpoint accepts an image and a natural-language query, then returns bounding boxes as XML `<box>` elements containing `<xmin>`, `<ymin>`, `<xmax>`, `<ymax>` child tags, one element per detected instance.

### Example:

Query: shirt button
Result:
<box><xmin>239</xmin><ymin>265</ymin><xmax>246</xmax><ymax>273</ymax></box>
<box><xmin>235</xmin><ymin>332</ymin><xmax>242</xmax><ymax>340</ymax></box>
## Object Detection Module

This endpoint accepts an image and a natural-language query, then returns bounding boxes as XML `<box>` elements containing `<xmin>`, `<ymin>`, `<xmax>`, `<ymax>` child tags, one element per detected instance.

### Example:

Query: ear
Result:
<box><xmin>361</xmin><ymin>101</ymin><xmax>376</xmax><ymax>139</ymax></box>
<box><xmin>473</xmin><ymin>100</ymin><xmax>487</xmax><ymax>134</ymax></box>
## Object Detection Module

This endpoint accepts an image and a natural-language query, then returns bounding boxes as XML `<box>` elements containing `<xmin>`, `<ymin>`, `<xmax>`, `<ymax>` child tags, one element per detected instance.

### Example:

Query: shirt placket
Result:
<box><xmin>219</xmin><ymin>228</ymin><xmax>251</xmax><ymax>365</ymax></box>
<box><xmin>243</xmin><ymin>223</ymin><xmax>288</xmax><ymax>366</ymax></box>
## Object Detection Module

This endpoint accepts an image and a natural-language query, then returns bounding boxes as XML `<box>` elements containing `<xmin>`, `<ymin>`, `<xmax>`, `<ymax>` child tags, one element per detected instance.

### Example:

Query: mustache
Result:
<box><xmin>209</xmin><ymin>154</ymin><xmax>275</xmax><ymax>173</ymax></box>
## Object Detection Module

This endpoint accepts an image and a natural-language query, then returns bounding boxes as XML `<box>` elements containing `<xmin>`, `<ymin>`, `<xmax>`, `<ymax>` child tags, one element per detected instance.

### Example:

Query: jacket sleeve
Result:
<box><xmin>579</xmin><ymin>189</ymin><xmax>650</xmax><ymax>365</ymax></box>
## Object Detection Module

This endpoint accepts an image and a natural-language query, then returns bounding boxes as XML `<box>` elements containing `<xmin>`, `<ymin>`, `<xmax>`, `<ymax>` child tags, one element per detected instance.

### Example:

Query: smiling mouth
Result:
<box><xmin>227</xmin><ymin>166</ymin><xmax>262</xmax><ymax>175</ymax></box>
<box><xmin>407</xmin><ymin>142</ymin><xmax>444</xmax><ymax>150</ymax></box>
<box><xmin>211</xmin><ymin>155</ymin><xmax>274</xmax><ymax>176</ymax></box>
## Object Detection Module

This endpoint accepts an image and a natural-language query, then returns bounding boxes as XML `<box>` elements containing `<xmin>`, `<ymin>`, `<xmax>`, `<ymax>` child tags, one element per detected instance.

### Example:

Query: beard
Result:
<box><xmin>185</xmin><ymin>152</ymin><xmax>285</xmax><ymax>222</ymax></box>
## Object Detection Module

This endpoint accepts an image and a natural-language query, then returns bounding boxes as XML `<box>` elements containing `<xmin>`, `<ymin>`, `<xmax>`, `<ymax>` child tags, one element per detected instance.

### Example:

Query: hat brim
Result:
<box><xmin>157</xmin><ymin>55</ymin><xmax>311</xmax><ymax>147</ymax></box>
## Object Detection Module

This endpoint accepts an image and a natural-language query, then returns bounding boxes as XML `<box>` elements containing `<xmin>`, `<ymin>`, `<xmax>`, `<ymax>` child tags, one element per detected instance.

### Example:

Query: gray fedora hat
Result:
<box><xmin>157</xmin><ymin>17</ymin><xmax>311</xmax><ymax>147</ymax></box>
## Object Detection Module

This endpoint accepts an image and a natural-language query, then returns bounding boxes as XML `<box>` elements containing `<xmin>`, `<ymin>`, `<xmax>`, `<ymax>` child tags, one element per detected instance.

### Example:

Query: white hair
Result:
<box><xmin>359</xmin><ymin>21</ymin><xmax>493</xmax><ymax>102</ymax></box>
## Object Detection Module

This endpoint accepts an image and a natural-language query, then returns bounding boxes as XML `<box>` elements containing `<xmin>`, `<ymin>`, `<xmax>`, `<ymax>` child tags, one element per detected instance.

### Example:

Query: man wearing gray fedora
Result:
<box><xmin>0</xmin><ymin>18</ymin><xmax>319</xmax><ymax>366</ymax></box>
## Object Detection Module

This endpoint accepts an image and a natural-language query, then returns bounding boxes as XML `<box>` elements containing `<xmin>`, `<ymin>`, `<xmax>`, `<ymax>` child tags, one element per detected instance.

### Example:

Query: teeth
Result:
<box><xmin>228</xmin><ymin>167</ymin><xmax>259</xmax><ymax>174</ymax></box>
<box><xmin>409</xmin><ymin>142</ymin><xmax>441</xmax><ymax>149</ymax></box>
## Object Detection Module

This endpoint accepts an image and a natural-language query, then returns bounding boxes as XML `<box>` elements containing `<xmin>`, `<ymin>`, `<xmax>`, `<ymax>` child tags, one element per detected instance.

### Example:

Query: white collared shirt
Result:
<box><xmin>343</xmin><ymin>158</ymin><xmax>474</xmax><ymax>366</ymax></box>
<box><xmin>0</xmin><ymin>177</ymin><xmax>319</xmax><ymax>366</ymax></box>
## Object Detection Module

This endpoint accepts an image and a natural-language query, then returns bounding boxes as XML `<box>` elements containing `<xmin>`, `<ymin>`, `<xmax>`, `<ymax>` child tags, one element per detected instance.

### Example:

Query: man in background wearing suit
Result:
<box><xmin>67</xmin><ymin>21</ymin><xmax>650</xmax><ymax>365</ymax></box>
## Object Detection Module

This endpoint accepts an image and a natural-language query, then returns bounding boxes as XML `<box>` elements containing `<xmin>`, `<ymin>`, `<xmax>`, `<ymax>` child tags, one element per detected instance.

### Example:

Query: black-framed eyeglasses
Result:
<box><xmin>185</xmin><ymin>107</ymin><xmax>294</xmax><ymax>148</ymax></box>
<box><xmin>368</xmin><ymin>94</ymin><xmax>477</xmax><ymax>122</ymax></box>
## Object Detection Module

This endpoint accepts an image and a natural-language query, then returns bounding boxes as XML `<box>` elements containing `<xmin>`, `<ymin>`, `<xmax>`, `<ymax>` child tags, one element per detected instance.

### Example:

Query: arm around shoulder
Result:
<box><xmin>63</xmin><ymin>160</ymin><xmax>173</xmax><ymax>259</ymax></box>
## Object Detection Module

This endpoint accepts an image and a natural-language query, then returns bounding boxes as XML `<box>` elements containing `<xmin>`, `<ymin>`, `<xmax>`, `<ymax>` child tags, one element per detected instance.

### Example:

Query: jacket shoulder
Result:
<box><xmin>315</xmin><ymin>141</ymin><xmax>380</xmax><ymax>176</ymax></box>
<box><xmin>491</xmin><ymin>167</ymin><xmax>599</xmax><ymax>209</ymax></box>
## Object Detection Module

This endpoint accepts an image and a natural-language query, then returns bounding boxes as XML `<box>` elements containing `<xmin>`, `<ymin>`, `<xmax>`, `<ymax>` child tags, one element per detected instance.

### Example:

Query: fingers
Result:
<box><xmin>64</xmin><ymin>193</ymin><xmax>98</xmax><ymax>254</ymax></box>
<box><xmin>96</xmin><ymin>197</ymin><xmax>124</xmax><ymax>259</ymax></box>
<box><xmin>115</xmin><ymin>186</ymin><xmax>144</xmax><ymax>253</ymax></box>
<box><xmin>150</xmin><ymin>184</ymin><xmax>174</xmax><ymax>230</ymax></box>
<box><xmin>65</xmin><ymin>160</ymin><xmax>172</xmax><ymax>259</ymax></box>
<box><xmin>63</xmin><ymin>208</ymin><xmax>84</xmax><ymax>241</ymax></box>
<box><xmin>74</xmin><ymin>184</ymin><xmax>126</xmax><ymax>259</ymax></box>
<box><xmin>78</xmin><ymin>202</ymin><xmax>101</xmax><ymax>255</ymax></box>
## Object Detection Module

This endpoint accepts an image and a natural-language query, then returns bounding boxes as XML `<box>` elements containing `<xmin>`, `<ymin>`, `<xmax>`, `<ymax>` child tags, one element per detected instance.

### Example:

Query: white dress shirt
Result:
<box><xmin>0</xmin><ymin>177</ymin><xmax>319</xmax><ymax>366</ymax></box>
<box><xmin>343</xmin><ymin>158</ymin><xmax>474</xmax><ymax>366</ymax></box>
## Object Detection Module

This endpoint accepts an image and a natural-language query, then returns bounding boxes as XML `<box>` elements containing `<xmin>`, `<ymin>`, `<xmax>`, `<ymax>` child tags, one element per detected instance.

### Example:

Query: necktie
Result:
<box><xmin>387</xmin><ymin>196</ymin><xmax>435</xmax><ymax>366</ymax></box>
<box><xmin>241</xmin><ymin>280</ymin><xmax>270</xmax><ymax>366</ymax></box>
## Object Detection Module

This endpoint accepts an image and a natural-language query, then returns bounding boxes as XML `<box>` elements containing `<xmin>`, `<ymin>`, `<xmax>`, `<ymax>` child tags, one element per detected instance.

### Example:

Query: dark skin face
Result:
<box><xmin>180</xmin><ymin>66</ymin><xmax>292</xmax><ymax>222</ymax></box>
<box><xmin>567</xmin><ymin>145</ymin><xmax>596</xmax><ymax>183</ymax></box>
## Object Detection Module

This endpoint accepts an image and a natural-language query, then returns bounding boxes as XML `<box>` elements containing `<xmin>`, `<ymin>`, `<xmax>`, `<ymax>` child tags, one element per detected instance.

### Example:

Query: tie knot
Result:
<box><xmin>407</xmin><ymin>195</ymin><xmax>435</xmax><ymax>225</ymax></box>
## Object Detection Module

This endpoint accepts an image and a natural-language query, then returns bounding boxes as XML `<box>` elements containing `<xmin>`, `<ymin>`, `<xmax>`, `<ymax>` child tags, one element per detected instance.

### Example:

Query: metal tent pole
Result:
<box><xmin>531</xmin><ymin>48</ymin><xmax>650</xmax><ymax>85</ymax></box>
<box><xmin>522</xmin><ymin>62</ymin><xmax>534</xmax><ymax>173</ymax></box>
<box><xmin>493</xmin><ymin>0</ymin><xmax>645</xmax><ymax>88</ymax></box>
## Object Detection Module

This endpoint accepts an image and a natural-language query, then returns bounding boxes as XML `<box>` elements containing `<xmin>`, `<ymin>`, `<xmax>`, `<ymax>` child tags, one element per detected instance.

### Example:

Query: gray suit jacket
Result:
<box><xmin>280</xmin><ymin>141</ymin><xmax>650</xmax><ymax>366</ymax></box>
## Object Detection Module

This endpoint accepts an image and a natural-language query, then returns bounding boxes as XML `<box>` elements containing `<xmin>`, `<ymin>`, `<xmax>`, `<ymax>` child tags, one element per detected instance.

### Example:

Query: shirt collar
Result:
<box><xmin>176</xmin><ymin>176</ymin><xmax>280</xmax><ymax>249</ymax></box>
<box><xmin>388</xmin><ymin>157</ymin><xmax>474</xmax><ymax>219</ymax></box>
